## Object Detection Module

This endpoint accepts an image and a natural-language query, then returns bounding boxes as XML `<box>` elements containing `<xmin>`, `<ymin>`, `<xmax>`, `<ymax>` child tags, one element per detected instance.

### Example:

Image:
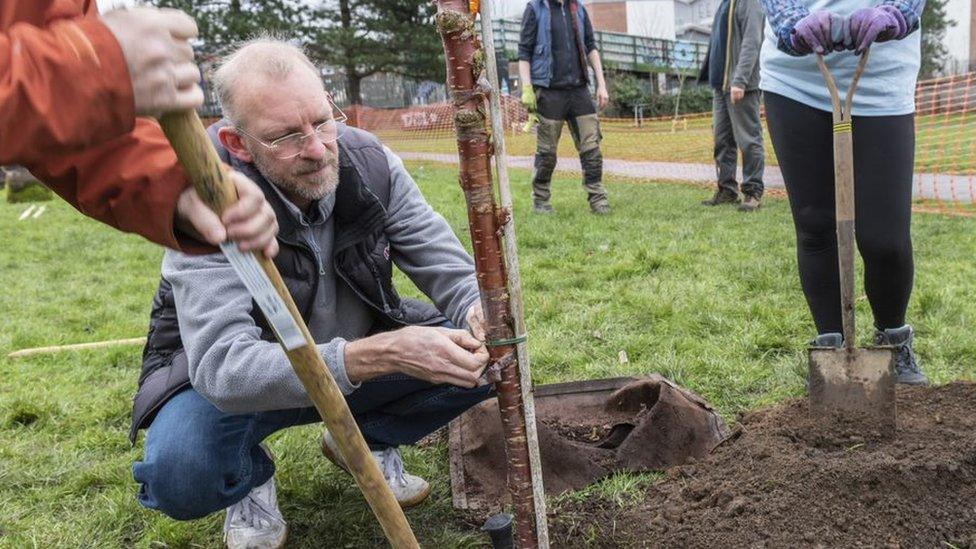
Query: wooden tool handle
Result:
<box><xmin>815</xmin><ymin>50</ymin><xmax>870</xmax><ymax>350</ymax></box>
<box><xmin>158</xmin><ymin>110</ymin><xmax>420</xmax><ymax>549</ymax></box>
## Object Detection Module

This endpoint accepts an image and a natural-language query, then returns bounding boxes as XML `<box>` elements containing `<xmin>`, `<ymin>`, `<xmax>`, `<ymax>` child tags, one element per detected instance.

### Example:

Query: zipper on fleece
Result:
<box><xmin>722</xmin><ymin>0</ymin><xmax>738</xmax><ymax>92</ymax></box>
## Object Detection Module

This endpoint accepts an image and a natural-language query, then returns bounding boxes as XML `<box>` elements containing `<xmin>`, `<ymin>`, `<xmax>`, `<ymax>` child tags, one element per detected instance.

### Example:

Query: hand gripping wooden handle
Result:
<box><xmin>158</xmin><ymin>110</ymin><xmax>419</xmax><ymax>549</ymax></box>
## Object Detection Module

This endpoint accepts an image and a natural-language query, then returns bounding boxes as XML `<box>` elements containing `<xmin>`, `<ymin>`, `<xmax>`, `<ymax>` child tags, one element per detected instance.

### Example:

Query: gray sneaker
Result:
<box><xmin>811</xmin><ymin>332</ymin><xmax>844</xmax><ymax>348</ymax></box>
<box><xmin>532</xmin><ymin>201</ymin><xmax>555</xmax><ymax>215</ymax></box>
<box><xmin>321</xmin><ymin>431</ymin><xmax>431</xmax><ymax>508</ymax></box>
<box><xmin>875</xmin><ymin>325</ymin><xmax>929</xmax><ymax>386</ymax></box>
<box><xmin>223</xmin><ymin>446</ymin><xmax>287</xmax><ymax>549</ymax></box>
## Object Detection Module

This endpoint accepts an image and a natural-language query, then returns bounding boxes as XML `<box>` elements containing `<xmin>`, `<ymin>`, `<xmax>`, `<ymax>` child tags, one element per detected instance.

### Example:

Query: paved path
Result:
<box><xmin>397</xmin><ymin>151</ymin><xmax>975</xmax><ymax>204</ymax></box>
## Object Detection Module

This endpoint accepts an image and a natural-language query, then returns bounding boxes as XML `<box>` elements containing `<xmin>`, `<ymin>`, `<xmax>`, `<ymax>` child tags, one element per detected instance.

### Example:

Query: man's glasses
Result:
<box><xmin>236</xmin><ymin>103</ymin><xmax>348</xmax><ymax>160</ymax></box>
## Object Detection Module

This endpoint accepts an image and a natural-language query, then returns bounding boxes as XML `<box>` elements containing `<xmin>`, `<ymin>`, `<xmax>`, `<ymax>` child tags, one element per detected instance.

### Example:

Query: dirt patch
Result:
<box><xmin>547</xmin><ymin>382</ymin><xmax>976</xmax><ymax>548</ymax></box>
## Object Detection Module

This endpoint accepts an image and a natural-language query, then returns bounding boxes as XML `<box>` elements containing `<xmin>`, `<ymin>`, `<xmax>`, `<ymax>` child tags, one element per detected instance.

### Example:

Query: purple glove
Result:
<box><xmin>849</xmin><ymin>6</ymin><xmax>908</xmax><ymax>54</ymax></box>
<box><xmin>791</xmin><ymin>11</ymin><xmax>849</xmax><ymax>55</ymax></box>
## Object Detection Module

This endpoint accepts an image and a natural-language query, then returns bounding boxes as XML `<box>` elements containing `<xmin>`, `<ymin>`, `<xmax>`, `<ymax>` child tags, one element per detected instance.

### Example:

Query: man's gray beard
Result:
<box><xmin>252</xmin><ymin>153</ymin><xmax>339</xmax><ymax>203</ymax></box>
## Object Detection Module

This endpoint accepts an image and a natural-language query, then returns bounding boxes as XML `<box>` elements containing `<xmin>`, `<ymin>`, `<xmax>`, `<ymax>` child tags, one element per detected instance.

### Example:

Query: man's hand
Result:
<box><xmin>521</xmin><ymin>86</ymin><xmax>537</xmax><ymax>113</ymax></box>
<box><xmin>465</xmin><ymin>303</ymin><xmax>486</xmax><ymax>341</ymax></box>
<box><xmin>730</xmin><ymin>86</ymin><xmax>745</xmax><ymax>104</ymax></box>
<box><xmin>175</xmin><ymin>170</ymin><xmax>279</xmax><ymax>257</ymax></box>
<box><xmin>346</xmin><ymin>326</ymin><xmax>489</xmax><ymax>388</ymax></box>
<box><xmin>596</xmin><ymin>85</ymin><xmax>610</xmax><ymax>109</ymax></box>
<box><xmin>101</xmin><ymin>7</ymin><xmax>204</xmax><ymax>117</ymax></box>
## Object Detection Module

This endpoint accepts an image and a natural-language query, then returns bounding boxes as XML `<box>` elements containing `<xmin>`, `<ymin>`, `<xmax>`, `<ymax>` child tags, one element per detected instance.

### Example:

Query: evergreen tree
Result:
<box><xmin>920</xmin><ymin>0</ymin><xmax>955</xmax><ymax>78</ymax></box>
<box><xmin>151</xmin><ymin>0</ymin><xmax>307</xmax><ymax>55</ymax></box>
<box><xmin>310</xmin><ymin>0</ymin><xmax>444</xmax><ymax>105</ymax></box>
<box><xmin>150</xmin><ymin>0</ymin><xmax>446</xmax><ymax>105</ymax></box>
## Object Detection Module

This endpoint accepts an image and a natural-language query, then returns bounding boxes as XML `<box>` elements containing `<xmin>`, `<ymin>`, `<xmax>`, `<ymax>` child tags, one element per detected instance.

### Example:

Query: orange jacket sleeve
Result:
<box><xmin>2</xmin><ymin>1</ymin><xmax>207</xmax><ymax>252</ymax></box>
<box><xmin>28</xmin><ymin>117</ymin><xmax>202</xmax><ymax>252</ymax></box>
<box><xmin>0</xmin><ymin>12</ymin><xmax>135</xmax><ymax>164</ymax></box>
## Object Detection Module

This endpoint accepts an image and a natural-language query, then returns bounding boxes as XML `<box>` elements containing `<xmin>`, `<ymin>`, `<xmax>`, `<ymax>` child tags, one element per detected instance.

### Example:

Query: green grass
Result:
<box><xmin>378</xmin><ymin>111</ymin><xmax>976</xmax><ymax>175</ymax></box>
<box><xmin>5</xmin><ymin>181</ymin><xmax>54</xmax><ymax>204</ymax></box>
<box><xmin>1</xmin><ymin>162</ymin><xmax>975</xmax><ymax>547</ymax></box>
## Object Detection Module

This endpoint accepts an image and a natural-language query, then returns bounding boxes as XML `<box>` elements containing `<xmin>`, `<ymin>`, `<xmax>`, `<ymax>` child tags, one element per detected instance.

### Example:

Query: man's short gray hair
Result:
<box><xmin>212</xmin><ymin>36</ymin><xmax>320</xmax><ymax>126</ymax></box>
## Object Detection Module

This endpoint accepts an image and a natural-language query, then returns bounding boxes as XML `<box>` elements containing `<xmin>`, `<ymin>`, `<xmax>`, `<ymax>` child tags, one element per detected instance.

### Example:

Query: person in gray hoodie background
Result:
<box><xmin>129</xmin><ymin>39</ymin><xmax>492</xmax><ymax>549</ymax></box>
<box><xmin>698</xmin><ymin>0</ymin><xmax>766</xmax><ymax>211</ymax></box>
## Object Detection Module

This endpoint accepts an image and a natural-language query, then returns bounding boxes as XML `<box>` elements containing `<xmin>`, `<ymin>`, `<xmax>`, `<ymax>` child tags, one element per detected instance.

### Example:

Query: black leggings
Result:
<box><xmin>764</xmin><ymin>92</ymin><xmax>915</xmax><ymax>334</ymax></box>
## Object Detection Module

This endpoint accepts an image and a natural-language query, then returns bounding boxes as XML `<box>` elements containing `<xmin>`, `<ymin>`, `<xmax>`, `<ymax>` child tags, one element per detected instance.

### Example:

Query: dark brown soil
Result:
<box><xmin>547</xmin><ymin>382</ymin><xmax>976</xmax><ymax>548</ymax></box>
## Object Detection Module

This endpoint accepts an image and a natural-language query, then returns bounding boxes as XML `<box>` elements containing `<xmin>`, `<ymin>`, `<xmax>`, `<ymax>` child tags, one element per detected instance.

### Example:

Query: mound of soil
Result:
<box><xmin>548</xmin><ymin>382</ymin><xmax>976</xmax><ymax>548</ymax></box>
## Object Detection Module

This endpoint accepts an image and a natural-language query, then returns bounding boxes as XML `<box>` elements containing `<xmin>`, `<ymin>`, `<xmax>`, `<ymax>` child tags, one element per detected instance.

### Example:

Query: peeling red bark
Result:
<box><xmin>435</xmin><ymin>2</ymin><xmax>538</xmax><ymax>547</ymax></box>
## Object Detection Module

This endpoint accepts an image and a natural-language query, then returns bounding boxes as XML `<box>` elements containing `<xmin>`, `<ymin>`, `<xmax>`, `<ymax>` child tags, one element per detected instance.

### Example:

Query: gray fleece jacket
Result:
<box><xmin>163</xmin><ymin>148</ymin><xmax>480</xmax><ymax>414</ymax></box>
<box><xmin>700</xmin><ymin>0</ymin><xmax>765</xmax><ymax>91</ymax></box>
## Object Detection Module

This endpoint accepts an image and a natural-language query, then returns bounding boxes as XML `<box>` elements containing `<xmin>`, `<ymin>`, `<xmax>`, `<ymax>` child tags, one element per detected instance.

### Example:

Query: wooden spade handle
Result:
<box><xmin>816</xmin><ymin>50</ymin><xmax>870</xmax><ymax>350</ymax></box>
<box><xmin>158</xmin><ymin>110</ymin><xmax>419</xmax><ymax>549</ymax></box>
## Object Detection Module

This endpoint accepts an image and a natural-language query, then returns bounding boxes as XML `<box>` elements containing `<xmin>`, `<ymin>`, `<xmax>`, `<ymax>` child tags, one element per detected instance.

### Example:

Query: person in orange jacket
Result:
<box><xmin>1</xmin><ymin>2</ymin><xmax>278</xmax><ymax>256</ymax></box>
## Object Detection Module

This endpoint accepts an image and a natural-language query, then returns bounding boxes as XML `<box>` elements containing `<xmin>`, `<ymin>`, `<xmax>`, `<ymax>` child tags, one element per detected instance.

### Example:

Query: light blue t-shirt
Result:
<box><xmin>760</xmin><ymin>0</ymin><xmax>921</xmax><ymax>116</ymax></box>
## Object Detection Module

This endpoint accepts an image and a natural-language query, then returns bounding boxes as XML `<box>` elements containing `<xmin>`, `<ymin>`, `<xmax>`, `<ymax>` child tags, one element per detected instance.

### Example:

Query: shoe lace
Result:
<box><xmin>225</xmin><ymin>486</ymin><xmax>284</xmax><ymax>538</ymax></box>
<box><xmin>878</xmin><ymin>332</ymin><xmax>921</xmax><ymax>375</ymax></box>
<box><xmin>895</xmin><ymin>342</ymin><xmax>921</xmax><ymax>375</ymax></box>
<box><xmin>378</xmin><ymin>447</ymin><xmax>408</xmax><ymax>487</ymax></box>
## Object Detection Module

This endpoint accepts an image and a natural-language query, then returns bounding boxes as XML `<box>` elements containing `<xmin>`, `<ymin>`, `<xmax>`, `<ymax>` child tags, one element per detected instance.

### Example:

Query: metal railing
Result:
<box><xmin>488</xmin><ymin>18</ymin><xmax>707</xmax><ymax>75</ymax></box>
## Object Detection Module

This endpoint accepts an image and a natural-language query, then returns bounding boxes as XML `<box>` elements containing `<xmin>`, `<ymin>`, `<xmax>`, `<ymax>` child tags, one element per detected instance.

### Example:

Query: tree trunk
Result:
<box><xmin>347</xmin><ymin>72</ymin><xmax>363</xmax><ymax>105</ymax></box>
<box><xmin>338</xmin><ymin>0</ymin><xmax>363</xmax><ymax>106</ymax></box>
<box><xmin>435</xmin><ymin>3</ymin><xmax>539</xmax><ymax>547</ymax></box>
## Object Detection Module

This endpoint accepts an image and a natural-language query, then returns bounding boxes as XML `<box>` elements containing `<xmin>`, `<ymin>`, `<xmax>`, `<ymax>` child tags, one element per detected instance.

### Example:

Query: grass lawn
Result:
<box><xmin>1</xmin><ymin>161</ymin><xmax>975</xmax><ymax>548</ymax></box>
<box><xmin>377</xmin><ymin>112</ymin><xmax>976</xmax><ymax>176</ymax></box>
<box><xmin>374</xmin><ymin>116</ymin><xmax>745</xmax><ymax>167</ymax></box>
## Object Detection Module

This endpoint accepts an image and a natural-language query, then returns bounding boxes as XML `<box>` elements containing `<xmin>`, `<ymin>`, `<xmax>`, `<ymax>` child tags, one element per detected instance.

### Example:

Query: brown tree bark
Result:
<box><xmin>338</xmin><ymin>0</ymin><xmax>364</xmax><ymax>105</ymax></box>
<box><xmin>434</xmin><ymin>3</ymin><xmax>538</xmax><ymax>547</ymax></box>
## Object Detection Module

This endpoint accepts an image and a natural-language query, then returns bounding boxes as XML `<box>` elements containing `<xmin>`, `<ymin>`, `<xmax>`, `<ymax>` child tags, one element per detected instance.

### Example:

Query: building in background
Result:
<box><xmin>947</xmin><ymin>0</ymin><xmax>972</xmax><ymax>73</ymax></box>
<box><xmin>674</xmin><ymin>0</ymin><xmax>722</xmax><ymax>41</ymax></box>
<box><xmin>510</xmin><ymin>0</ymin><xmax>974</xmax><ymax>75</ymax></box>
<box><xmin>584</xmin><ymin>0</ymin><xmax>722</xmax><ymax>42</ymax></box>
<box><xmin>588</xmin><ymin>1</ymin><xmax>677</xmax><ymax>39</ymax></box>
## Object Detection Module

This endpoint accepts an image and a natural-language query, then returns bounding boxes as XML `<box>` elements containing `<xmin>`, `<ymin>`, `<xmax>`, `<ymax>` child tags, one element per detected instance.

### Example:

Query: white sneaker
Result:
<box><xmin>223</xmin><ymin>447</ymin><xmax>287</xmax><ymax>549</ymax></box>
<box><xmin>321</xmin><ymin>431</ymin><xmax>431</xmax><ymax>508</ymax></box>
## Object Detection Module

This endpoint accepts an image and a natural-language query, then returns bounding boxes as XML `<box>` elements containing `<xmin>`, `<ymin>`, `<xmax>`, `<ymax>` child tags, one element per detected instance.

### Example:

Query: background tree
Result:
<box><xmin>150</xmin><ymin>0</ymin><xmax>446</xmax><ymax>106</ymax></box>
<box><xmin>151</xmin><ymin>0</ymin><xmax>307</xmax><ymax>56</ymax></box>
<box><xmin>920</xmin><ymin>0</ymin><xmax>955</xmax><ymax>78</ymax></box>
<box><xmin>368</xmin><ymin>0</ymin><xmax>444</xmax><ymax>84</ymax></box>
<box><xmin>310</xmin><ymin>0</ymin><xmax>444</xmax><ymax>105</ymax></box>
<box><xmin>309</xmin><ymin>0</ymin><xmax>390</xmax><ymax>106</ymax></box>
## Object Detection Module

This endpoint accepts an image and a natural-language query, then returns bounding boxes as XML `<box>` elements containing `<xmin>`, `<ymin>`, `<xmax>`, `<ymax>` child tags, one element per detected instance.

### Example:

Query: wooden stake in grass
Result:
<box><xmin>7</xmin><ymin>337</ymin><xmax>147</xmax><ymax>359</ymax></box>
<box><xmin>435</xmin><ymin>3</ymin><xmax>539</xmax><ymax>547</ymax></box>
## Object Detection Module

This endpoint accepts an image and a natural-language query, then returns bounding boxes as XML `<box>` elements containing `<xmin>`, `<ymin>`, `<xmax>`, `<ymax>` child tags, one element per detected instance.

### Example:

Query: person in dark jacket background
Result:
<box><xmin>698</xmin><ymin>0</ymin><xmax>766</xmax><ymax>211</ymax></box>
<box><xmin>518</xmin><ymin>0</ymin><xmax>612</xmax><ymax>215</ymax></box>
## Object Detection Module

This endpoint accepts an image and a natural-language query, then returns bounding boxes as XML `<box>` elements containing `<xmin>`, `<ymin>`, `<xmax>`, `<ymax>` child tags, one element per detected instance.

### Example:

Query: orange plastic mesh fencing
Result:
<box><xmin>349</xmin><ymin>74</ymin><xmax>976</xmax><ymax>217</ymax></box>
<box><xmin>913</xmin><ymin>72</ymin><xmax>976</xmax><ymax>216</ymax></box>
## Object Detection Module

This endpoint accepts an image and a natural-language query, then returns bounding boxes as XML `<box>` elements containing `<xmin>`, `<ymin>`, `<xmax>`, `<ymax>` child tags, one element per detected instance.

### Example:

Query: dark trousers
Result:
<box><xmin>133</xmin><ymin>376</ymin><xmax>492</xmax><ymax>520</ymax></box>
<box><xmin>713</xmin><ymin>89</ymin><xmax>765</xmax><ymax>197</ymax></box>
<box><xmin>532</xmin><ymin>85</ymin><xmax>609</xmax><ymax>207</ymax></box>
<box><xmin>764</xmin><ymin>92</ymin><xmax>915</xmax><ymax>334</ymax></box>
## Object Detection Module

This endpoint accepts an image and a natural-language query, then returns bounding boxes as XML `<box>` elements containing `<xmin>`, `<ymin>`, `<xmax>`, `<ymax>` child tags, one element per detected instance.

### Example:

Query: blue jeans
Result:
<box><xmin>133</xmin><ymin>375</ymin><xmax>492</xmax><ymax>520</ymax></box>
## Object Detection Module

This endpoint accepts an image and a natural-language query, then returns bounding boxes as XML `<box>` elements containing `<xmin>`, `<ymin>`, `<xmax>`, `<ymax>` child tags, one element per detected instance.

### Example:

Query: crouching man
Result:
<box><xmin>128</xmin><ymin>38</ymin><xmax>493</xmax><ymax>548</ymax></box>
